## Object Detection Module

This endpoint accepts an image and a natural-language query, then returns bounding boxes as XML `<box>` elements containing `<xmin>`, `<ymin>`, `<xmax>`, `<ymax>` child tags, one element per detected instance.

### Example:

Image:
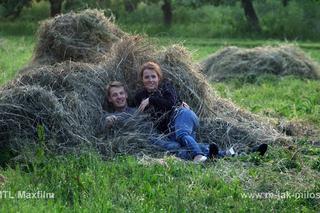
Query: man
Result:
<box><xmin>100</xmin><ymin>81</ymin><xmax>184</xmax><ymax>153</ymax></box>
<box><xmin>101</xmin><ymin>81</ymin><xmax>136</xmax><ymax>129</ymax></box>
<box><xmin>101</xmin><ymin>81</ymin><xmax>267</xmax><ymax>161</ymax></box>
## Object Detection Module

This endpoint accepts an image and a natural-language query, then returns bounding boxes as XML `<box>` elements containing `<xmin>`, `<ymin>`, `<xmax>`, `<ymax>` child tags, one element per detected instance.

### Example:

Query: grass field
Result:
<box><xmin>0</xmin><ymin>34</ymin><xmax>320</xmax><ymax>211</ymax></box>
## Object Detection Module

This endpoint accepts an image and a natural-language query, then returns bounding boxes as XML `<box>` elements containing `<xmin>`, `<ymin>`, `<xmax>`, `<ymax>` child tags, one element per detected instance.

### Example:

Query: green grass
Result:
<box><xmin>213</xmin><ymin>75</ymin><xmax>320</xmax><ymax>127</ymax></box>
<box><xmin>1</xmin><ymin>149</ymin><xmax>319</xmax><ymax>212</ymax></box>
<box><xmin>0</xmin><ymin>36</ymin><xmax>34</xmax><ymax>85</ymax></box>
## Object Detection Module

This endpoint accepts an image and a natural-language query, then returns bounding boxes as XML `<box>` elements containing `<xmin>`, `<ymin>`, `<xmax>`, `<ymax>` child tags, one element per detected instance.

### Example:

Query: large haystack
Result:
<box><xmin>32</xmin><ymin>9</ymin><xmax>125</xmax><ymax>65</ymax></box>
<box><xmin>1</xmin><ymin>60</ymin><xmax>162</xmax><ymax>162</ymax></box>
<box><xmin>201</xmin><ymin>45</ymin><xmax>320</xmax><ymax>81</ymax></box>
<box><xmin>101</xmin><ymin>38</ymin><xmax>286</xmax><ymax>149</ymax></box>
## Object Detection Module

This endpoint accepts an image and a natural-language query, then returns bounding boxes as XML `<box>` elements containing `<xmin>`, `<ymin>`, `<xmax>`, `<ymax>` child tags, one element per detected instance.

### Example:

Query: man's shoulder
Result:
<box><xmin>125</xmin><ymin>107</ymin><xmax>137</xmax><ymax>114</ymax></box>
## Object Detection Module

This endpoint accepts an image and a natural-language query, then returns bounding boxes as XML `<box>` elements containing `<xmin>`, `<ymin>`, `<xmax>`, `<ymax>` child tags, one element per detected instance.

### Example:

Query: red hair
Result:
<box><xmin>139</xmin><ymin>61</ymin><xmax>163</xmax><ymax>81</ymax></box>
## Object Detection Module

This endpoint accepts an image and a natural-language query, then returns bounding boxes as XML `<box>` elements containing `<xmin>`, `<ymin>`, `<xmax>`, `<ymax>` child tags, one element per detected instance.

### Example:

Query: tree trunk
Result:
<box><xmin>49</xmin><ymin>0</ymin><xmax>63</xmax><ymax>17</ymax></box>
<box><xmin>6</xmin><ymin>7</ymin><xmax>22</xmax><ymax>19</ymax></box>
<box><xmin>124</xmin><ymin>0</ymin><xmax>136</xmax><ymax>13</ymax></box>
<box><xmin>241</xmin><ymin>0</ymin><xmax>261</xmax><ymax>32</ymax></box>
<box><xmin>282</xmin><ymin>0</ymin><xmax>289</xmax><ymax>7</ymax></box>
<box><xmin>161</xmin><ymin>0</ymin><xmax>172</xmax><ymax>26</ymax></box>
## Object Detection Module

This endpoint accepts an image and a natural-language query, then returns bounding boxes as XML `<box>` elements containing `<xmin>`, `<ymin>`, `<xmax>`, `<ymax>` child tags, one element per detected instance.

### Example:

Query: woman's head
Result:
<box><xmin>139</xmin><ymin>61</ymin><xmax>163</xmax><ymax>92</ymax></box>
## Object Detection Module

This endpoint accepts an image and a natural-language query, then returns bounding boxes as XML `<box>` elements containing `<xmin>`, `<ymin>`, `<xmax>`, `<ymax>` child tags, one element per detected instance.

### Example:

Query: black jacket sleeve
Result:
<box><xmin>149</xmin><ymin>81</ymin><xmax>179</xmax><ymax>111</ymax></box>
<box><xmin>134</xmin><ymin>80</ymin><xmax>180</xmax><ymax>112</ymax></box>
<box><xmin>134</xmin><ymin>90</ymin><xmax>146</xmax><ymax>107</ymax></box>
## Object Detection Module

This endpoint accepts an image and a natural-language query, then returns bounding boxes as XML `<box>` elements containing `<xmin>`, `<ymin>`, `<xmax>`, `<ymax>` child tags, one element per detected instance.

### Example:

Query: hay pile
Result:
<box><xmin>101</xmin><ymin>39</ymin><xmax>286</xmax><ymax>150</ymax></box>
<box><xmin>277</xmin><ymin>119</ymin><xmax>320</xmax><ymax>139</ymax></box>
<box><xmin>1</xmin><ymin>60</ymin><xmax>163</xmax><ymax>161</ymax></box>
<box><xmin>0</xmin><ymin>10</ymin><xmax>289</xmax><ymax>163</ymax></box>
<box><xmin>201</xmin><ymin>45</ymin><xmax>320</xmax><ymax>81</ymax></box>
<box><xmin>32</xmin><ymin>9</ymin><xmax>125</xmax><ymax>65</ymax></box>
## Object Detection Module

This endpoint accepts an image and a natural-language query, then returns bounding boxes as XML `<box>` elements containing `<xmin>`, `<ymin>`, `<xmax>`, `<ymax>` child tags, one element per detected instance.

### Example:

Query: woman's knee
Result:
<box><xmin>178</xmin><ymin>108</ymin><xmax>199</xmax><ymax>126</ymax></box>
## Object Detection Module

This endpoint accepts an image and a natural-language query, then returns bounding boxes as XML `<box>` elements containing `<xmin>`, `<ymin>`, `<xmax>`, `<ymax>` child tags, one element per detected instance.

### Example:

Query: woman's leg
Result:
<box><xmin>173</xmin><ymin>108</ymin><xmax>204</xmax><ymax>158</ymax></box>
<box><xmin>149</xmin><ymin>136</ymin><xmax>181</xmax><ymax>152</ymax></box>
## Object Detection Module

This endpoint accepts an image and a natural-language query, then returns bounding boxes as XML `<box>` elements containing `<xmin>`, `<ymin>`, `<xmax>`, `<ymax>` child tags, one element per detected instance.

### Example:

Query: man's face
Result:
<box><xmin>108</xmin><ymin>86</ymin><xmax>128</xmax><ymax>110</ymax></box>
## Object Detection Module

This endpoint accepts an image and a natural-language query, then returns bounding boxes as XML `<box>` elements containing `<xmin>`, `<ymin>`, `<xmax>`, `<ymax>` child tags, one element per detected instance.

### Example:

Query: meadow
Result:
<box><xmin>0</xmin><ymin>3</ymin><xmax>320</xmax><ymax>212</ymax></box>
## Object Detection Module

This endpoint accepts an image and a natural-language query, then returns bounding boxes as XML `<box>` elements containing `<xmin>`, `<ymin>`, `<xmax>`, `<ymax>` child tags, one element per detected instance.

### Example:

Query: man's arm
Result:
<box><xmin>100</xmin><ymin>107</ymin><xmax>138</xmax><ymax>131</ymax></box>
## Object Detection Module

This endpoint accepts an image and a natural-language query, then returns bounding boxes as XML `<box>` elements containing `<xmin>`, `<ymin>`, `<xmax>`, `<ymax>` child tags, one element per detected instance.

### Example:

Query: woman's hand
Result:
<box><xmin>138</xmin><ymin>98</ymin><xmax>149</xmax><ymax>112</ymax></box>
<box><xmin>181</xmin><ymin>101</ymin><xmax>190</xmax><ymax>109</ymax></box>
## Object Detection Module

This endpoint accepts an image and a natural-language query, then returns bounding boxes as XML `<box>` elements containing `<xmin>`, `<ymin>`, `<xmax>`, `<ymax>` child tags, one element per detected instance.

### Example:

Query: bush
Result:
<box><xmin>258</xmin><ymin>0</ymin><xmax>320</xmax><ymax>40</ymax></box>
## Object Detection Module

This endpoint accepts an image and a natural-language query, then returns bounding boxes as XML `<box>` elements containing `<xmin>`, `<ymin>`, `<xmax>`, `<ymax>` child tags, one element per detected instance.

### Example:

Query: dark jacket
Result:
<box><xmin>99</xmin><ymin>107</ymin><xmax>137</xmax><ymax>133</ymax></box>
<box><xmin>134</xmin><ymin>80</ymin><xmax>181</xmax><ymax>133</ymax></box>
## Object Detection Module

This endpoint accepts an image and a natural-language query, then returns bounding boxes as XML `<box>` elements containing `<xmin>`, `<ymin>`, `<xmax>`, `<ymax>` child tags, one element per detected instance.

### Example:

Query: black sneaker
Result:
<box><xmin>251</xmin><ymin>144</ymin><xmax>268</xmax><ymax>156</ymax></box>
<box><xmin>208</xmin><ymin>143</ymin><xmax>219</xmax><ymax>158</ymax></box>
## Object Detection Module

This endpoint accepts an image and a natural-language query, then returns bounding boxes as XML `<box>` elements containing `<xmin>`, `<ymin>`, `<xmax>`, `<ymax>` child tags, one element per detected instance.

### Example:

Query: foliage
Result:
<box><xmin>258</xmin><ymin>0</ymin><xmax>320</xmax><ymax>40</ymax></box>
<box><xmin>63</xmin><ymin>0</ymin><xmax>114</xmax><ymax>13</ymax></box>
<box><xmin>0</xmin><ymin>0</ymin><xmax>39</xmax><ymax>18</ymax></box>
<box><xmin>1</xmin><ymin>0</ymin><xmax>320</xmax><ymax>39</ymax></box>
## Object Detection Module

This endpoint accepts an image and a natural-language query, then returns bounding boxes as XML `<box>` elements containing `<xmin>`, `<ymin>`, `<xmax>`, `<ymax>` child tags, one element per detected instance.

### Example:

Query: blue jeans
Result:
<box><xmin>150</xmin><ymin>137</ymin><xmax>226</xmax><ymax>160</ymax></box>
<box><xmin>169</xmin><ymin>108</ymin><xmax>204</xmax><ymax>158</ymax></box>
<box><xmin>150</xmin><ymin>136</ymin><xmax>182</xmax><ymax>152</ymax></box>
<box><xmin>149</xmin><ymin>136</ymin><xmax>207</xmax><ymax>160</ymax></box>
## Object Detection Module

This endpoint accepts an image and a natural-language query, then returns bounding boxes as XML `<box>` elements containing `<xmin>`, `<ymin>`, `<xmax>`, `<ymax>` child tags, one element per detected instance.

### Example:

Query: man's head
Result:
<box><xmin>106</xmin><ymin>81</ymin><xmax>128</xmax><ymax>112</ymax></box>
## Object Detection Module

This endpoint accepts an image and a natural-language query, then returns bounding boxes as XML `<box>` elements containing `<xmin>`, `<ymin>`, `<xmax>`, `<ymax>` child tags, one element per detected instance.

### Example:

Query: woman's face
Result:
<box><xmin>142</xmin><ymin>69</ymin><xmax>160</xmax><ymax>92</ymax></box>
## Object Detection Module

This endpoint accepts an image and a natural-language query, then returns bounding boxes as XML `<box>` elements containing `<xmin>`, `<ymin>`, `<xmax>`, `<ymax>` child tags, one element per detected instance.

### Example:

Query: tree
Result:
<box><xmin>241</xmin><ymin>0</ymin><xmax>261</xmax><ymax>32</ymax></box>
<box><xmin>142</xmin><ymin>0</ymin><xmax>173</xmax><ymax>26</ymax></box>
<box><xmin>176</xmin><ymin>0</ymin><xmax>261</xmax><ymax>32</ymax></box>
<box><xmin>282</xmin><ymin>0</ymin><xmax>289</xmax><ymax>7</ymax></box>
<box><xmin>48</xmin><ymin>0</ymin><xmax>63</xmax><ymax>17</ymax></box>
<box><xmin>161</xmin><ymin>0</ymin><xmax>172</xmax><ymax>26</ymax></box>
<box><xmin>0</xmin><ymin>0</ymin><xmax>32</xmax><ymax>18</ymax></box>
<box><xmin>124</xmin><ymin>0</ymin><xmax>139</xmax><ymax>12</ymax></box>
<box><xmin>0</xmin><ymin>0</ymin><xmax>64</xmax><ymax>19</ymax></box>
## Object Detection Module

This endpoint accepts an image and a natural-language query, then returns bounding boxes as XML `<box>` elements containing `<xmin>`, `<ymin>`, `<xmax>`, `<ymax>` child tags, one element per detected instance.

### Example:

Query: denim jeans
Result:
<box><xmin>149</xmin><ymin>135</ymin><xmax>208</xmax><ymax>160</ymax></box>
<box><xmin>149</xmin><ymin>108</ymin><xmax>228</xmax><ymax>160</ymax></box>
<box><xmin>169</xmin><ymin>108</ymin><xmax>205</xmax><ymax>158</ymax></box>
<box><xmin>150</xmin><ymin>136</ymin><xmax>182</xmax><ymax>152</ymax></box>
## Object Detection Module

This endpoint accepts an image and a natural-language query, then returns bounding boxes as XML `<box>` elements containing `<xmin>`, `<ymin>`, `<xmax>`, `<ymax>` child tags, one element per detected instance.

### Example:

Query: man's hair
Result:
<box><xmin>105</xmin><ymin>81</ymin><xmax>126</xmax><ymax>97</ymax></box>
<box><xmin>139</xmin><ymin>61</ymin><xmax>163</xmax><ymax>81</ymax></box>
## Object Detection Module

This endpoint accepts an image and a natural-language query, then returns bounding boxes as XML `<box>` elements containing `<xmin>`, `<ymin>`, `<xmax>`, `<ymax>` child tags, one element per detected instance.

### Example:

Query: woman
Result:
<box><xmin>134</xmin><ymin>61</ymin><xmax>215</xmax><ymax>163</ymax></box>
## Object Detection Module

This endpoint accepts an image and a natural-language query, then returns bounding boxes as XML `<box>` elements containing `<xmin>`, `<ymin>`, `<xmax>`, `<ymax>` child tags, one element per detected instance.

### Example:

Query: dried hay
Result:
<box><xmin>157</xmin><ymin>44</ymin><xmax>214</xmax><ymax>116</ymax></box>
<box><xmin>101</xmin><ymin>39</ymin><xmax>287</xmax><ymax>149</ymax></box>
<box><xmin>277</xmin><ymin>119</ymin><xmax>320</xmax><ymax>139</ymax></box>
<box><xmin>1</xmin><ymin>57</ymin><xmax>167</xmax><ymax>162</ymax></box>
<box><xmin>32</xmin><ymin>9</ymin><xmax>125</xmax><ymax>65</ymax></box>
<box><xmin>97</xmin><ymin>114</ymin><xmax>166</xmax><ymax>159</ymax></box>
<box><xmin>201</xmin><ymin>45</ymin><xmax>320</xmax><ymax>81</ymax></box>
<box><xmin>100</xmin><ymin>36</ymin><xmax>157</xmax><ymax>108</ymax></box>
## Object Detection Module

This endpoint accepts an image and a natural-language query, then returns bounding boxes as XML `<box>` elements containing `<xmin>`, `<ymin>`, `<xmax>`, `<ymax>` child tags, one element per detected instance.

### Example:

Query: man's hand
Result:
<box><xmin>105</xmin><ymin>115</ymin><xmax>118</xmax><ymax>128</ymax></box>
<box><xmin>138</xmin><ymin>98</ymin><xmax>149</xmax><ymax>112</ymax></box>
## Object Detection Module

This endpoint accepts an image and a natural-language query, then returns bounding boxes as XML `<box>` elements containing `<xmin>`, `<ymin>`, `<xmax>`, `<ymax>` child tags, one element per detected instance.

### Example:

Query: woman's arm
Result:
<box><xmin>134</xmin><ymin>91</ymin><xmax>146</xmax><ymax>107</ymax></box>
<box><xmin>149</xmin><ymin>81</ymin><xmax>178</xmax><ymax>110</ymax></box>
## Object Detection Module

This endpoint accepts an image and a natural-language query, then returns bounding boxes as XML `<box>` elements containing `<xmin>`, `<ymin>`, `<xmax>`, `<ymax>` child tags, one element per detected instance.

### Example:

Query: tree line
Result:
<box><xmin>0</xmin><ymin>0</ymin><xmax>319</xmax><ymax>33</ymax></box>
